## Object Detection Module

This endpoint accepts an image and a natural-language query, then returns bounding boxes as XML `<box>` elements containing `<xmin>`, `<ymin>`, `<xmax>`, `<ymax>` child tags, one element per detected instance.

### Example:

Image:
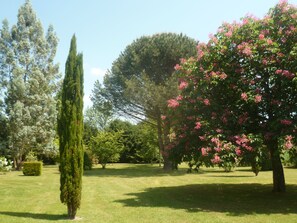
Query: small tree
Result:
<box><xmin>58</xmin><ymin>35</ymin><xmax>84</xmax><ymax>219</ymax></box>
<box><xmin>90</xmin><ymin>131</ymin><xmax>124</xmax><ymax>169</ymax></box>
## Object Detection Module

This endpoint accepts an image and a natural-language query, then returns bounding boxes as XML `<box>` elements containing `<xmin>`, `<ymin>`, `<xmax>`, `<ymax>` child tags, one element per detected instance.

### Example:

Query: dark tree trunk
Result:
<box><xmin>156</xmin><ymin>116</ymin><xmax>173</xmax><ymax>171</ymax></box>
<box><xmin>267</xmin><ymin>137</ymin><xmax>286</xmax><ymax>192</ymax></box>
<box><xmin>67</xmin><ymin>203</ymin><xmax>77</xmax><ymax>220</ymax></box>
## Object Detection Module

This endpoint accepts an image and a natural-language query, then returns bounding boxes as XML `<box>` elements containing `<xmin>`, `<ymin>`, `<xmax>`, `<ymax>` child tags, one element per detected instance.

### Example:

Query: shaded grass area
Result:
<box><xmin>0</xmin><ymin>164</ymin><xmax>297</xmax><ymax>223</ymax></box>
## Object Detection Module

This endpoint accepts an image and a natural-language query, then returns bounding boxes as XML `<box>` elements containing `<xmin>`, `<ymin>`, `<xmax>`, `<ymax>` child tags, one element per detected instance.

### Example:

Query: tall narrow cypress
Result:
<box><xmin>58</xmin><ymin>35</ymin><xmax>84</xmax><ymax>219</ymax></box>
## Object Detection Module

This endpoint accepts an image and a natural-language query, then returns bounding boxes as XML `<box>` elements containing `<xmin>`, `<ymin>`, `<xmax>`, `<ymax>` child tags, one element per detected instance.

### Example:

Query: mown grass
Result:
<box><xmin>0</xmin><ymin>164</ymin><xmax>297</xmax><ymax>223</ymax></box>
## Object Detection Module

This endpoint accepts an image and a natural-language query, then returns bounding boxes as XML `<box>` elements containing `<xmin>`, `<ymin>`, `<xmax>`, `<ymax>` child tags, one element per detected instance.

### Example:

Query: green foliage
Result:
<box><xmin>90</xmin><ymin>130</ymin><xmax>124</xmax><ymax>169</ymax></box>
<box><xmin>83</xmin><ymin>148</ymin><xmax>93</xmax><ymax>170</ymax></box>
<box><xmin>25</xmin><ymin>151</ymin><xmax>38</xmax><ymax>162</ymax></box>
<box><xmin>92</xmin><ymin>33</ymin><xmax>197</xmax><ymax>171</ymax></box>
<box><xmin>58</xmin><ymin>35</ymin><xmax>84</xmax><ymax>219</ymax></box>
<box><xmin>0</xmin><ymin>0</ymin><xmax>60</xmax><ymax>169</ymax></box>
<box><xmin>22</xmin><ymin>161</ymin><xmax>42</xmax><ymax>176</ymax></box>
<box><xmin>170</xmin><ymin>1</ymin><xmax>297</xmax><ymax>191</ymax></box>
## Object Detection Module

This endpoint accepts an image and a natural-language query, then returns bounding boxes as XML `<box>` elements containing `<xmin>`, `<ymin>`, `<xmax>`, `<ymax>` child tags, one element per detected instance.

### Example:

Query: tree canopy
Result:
<box><xmin>168</xmin><ymin>1</ymin><xmax>297</xmax><ymax>192</ymax></box>
<box><xmin>0</xmin><ymin>0</ymin><xmax>60</xmax><ymax>168</ymax></box>
<box><xmin>92</xmin><ymin>32</ymin><xmax>197</xmax><ymax>170</ymax></box>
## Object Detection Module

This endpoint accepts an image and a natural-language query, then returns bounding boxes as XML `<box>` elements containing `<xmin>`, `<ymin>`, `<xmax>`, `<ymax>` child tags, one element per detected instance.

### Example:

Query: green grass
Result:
<box><xmin>1</xmin><ymin>164</ymin><xmax>297</xmax><ymax>223</ymax></box>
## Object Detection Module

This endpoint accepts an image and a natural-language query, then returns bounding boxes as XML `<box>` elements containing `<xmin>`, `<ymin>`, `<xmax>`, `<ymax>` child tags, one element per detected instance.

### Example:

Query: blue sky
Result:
<box><xmin>0</xmin><ymin>0</ymin><xmax>296</xmax><ymax>109</ymax></box>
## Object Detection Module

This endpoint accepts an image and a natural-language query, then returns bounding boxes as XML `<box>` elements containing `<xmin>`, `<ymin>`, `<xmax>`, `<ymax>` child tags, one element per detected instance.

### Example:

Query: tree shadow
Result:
<box><xmin>115</xmin><ymin>183</ymin><xmax>297</xmax><ymax>216</ymax></box>
<box><xmin>0</xmin><ymin>211</ymin><xmax>68</xmax><ymax>221</ymax></box>
<box><xmin>83</xmin><ymin>164</ymin><xmax>188</xmax><ymax>178</ymax></box>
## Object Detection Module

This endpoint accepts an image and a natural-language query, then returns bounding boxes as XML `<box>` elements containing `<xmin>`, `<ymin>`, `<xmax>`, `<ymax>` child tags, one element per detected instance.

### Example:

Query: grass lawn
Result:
<box><xmin>0</xmin><ymin>164</ymin><xmax>297</xmax><ymax>223</ymax></box>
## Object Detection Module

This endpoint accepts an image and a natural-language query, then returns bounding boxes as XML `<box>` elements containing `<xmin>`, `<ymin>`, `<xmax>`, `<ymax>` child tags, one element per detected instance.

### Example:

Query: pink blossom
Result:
<box><xmin>199</xmin><ymin>135</ymin><xmax>206</xmax><ymax>141</ymax></box>
<box><xmin>179</xmin><ymin>81</ymin><xmax>188</xmax><ymax>90</ymax></box>
<box><xmin>201</xmin><ymin>147</ymin><xmax>208</xmax><ymax>156</ymax></box>
<box><xmin>225</xmin><ymin>31</ymin><xmax>232</xmax><ymax>37</ymax></box>
<box><xmin>282</xmin><ymin>70</ymin><xmax>295</xmax><ymax>79</ymax></box>
<box><xmin>214</xmin><ymin>147</ymin><xmax>222</xmax><ymax>153</ymax></box>
<box><xmin>220</xmin><ymin>72</ymin><xmax>228</xmax><ymax>80</ymax></box>
<box><xmin>285</xmin><ymin>141</ymin><xmax>293</xmax><ymax>149</ymax></box>
<box><xmin>254</xmin><ymin>95</ymin><xmax>262</xmax><ymax>103</ymax></box>
<box><xmin>259</xmin><ymin>34</ymin><xmax>265</xmax><ymax>40</ymax></box>
<box><xmin>161</xmin><ymin>115</ymin><xmax>166</xmax><ymax>120</ymax></box>
<box><xmin>203</xmin><ymin>99</ymin><xmax>210</xmax><ymax>106</ymax></box>
<box><xmin>286</xmin><ymin>135</ymin><xmax>293</xmax><ymax>141</ymax></box>
<box><xmin>235</xmin><ymin>148</ymin><xmax>242</xmax><ymax>156</ymax></box>
<box><xmin>290</xmin><ymin>25</ymin><xmax>296</xmax><ymax>31</ymax></box>
<box><xmin>280</xmin><ymin>119</ymin><xmax>292</xmax><ymax>125</ymax></box>
<box><xmin>167</xmin><ymin>99</ymin><xmax>179</xmax><ymax>108</ymax></box>
<box><xmin>180</xmin><ymin>58</ymin><xmax>187</xmax><ymax>64</ymax></box>
<box><xmin>262</xmin><ymin>59</ymin><xmax>268</xmax><ymax>65</ymax></box>
<box><xmin>174</xmin><ymin>64</ymin><xmax>181</xmax><ymax>71</ymax></box>
<box><xmin>176</xmin><ymin>95</ymin><xmax>183</xmax><ymax>101</ymax></box>
<box><xmin>237</xmin><ymin>42</ymin><xmax>252</xmax><ymax>56</ymax></box>
<box><xmin>275</xmin><ymin>69</ymin><xmax>283</xmax><ymax>75</ymax></box>
<box><xmin>194</xmin><ymin>122</ymin><xmax>202</xmax><ymax>130</ymax></box>
<box><xmin>216</xmin><ymin>128</ymin><xmax>223</xmax><ymax>133</ymax></box>
<box><xmin>267</xmin><ymin>39</ymin><xmax>273</xmax><ymax>45</ymax></box>
<box><xmin>211</xmin><ymin>155</ymin><xmax>221</xmax><ymax>164</ymax></box>
<box><xmin>242</xmin><ymin>18</ymin><xmax>249</xmax><ymax>25</ymax></box>
<box><xmin>197</xmin><ymin>43</ymin><xmax>206</xmax><ymax>60</ymax></box>
<box><xmin>243</xmin><ymin>47</ymin><xmax>252</xmax><ymax>56</ymax></box>
<box><xmin>241</xmin><ymin>92</ymin><xmax>248</xmax><ymax>101</ymax></box>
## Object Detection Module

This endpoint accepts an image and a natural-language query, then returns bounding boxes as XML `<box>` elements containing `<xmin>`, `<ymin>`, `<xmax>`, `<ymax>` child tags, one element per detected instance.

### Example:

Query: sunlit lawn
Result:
<box><xmin>0</xmin><ymin>163</ymin><xmax>297</xmax><ymax>223</ymax></box>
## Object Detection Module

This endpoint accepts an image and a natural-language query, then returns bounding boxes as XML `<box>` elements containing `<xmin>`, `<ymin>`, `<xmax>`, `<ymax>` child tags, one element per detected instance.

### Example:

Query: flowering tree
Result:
<box><xmin>169</xmin><ymin>0</ymin><xmax>297</xmax><ymax>192</ymax></box>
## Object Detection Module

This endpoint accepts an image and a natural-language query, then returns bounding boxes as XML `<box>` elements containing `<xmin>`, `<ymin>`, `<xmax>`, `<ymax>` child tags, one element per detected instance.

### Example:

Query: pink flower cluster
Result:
<box><xmin>241</xmin><ymin>92</ymin><xmax>248</xmax><ymax>101</ymax></box>
<box><xmin>174</xmin><ymin>64</ymin><xmax>181</xmax><ymax>71</ymax></box>
<box><xmin>167</xmin><ymin>99</ymin><xmax>179</xmax><ymax>108</ymax></box>
<box><xmin>237</xmin><ymin>42</ymin><xmax>252</xmax><ymax>56</ymax></box>
<box><xmin>280</xmin><ymin>119</ymin><xmax>292</xmax><ymax>125</ymax></box>
<box><xmin>284</xmin><ymin>135</ymin><xmax>294</xmax><ymax>149</ymax></box>
<box><xmin>275</xmin><ymin>69</ymin><xmax>295</xmax><ymax>79</ymax></box>
<box><xmin>194</xmin><ymin>122</ymin><xmax>202</xmax><ymax>130</ymax></box>
<box><xmin>211</xmin><ymin>155</ymin><xmax>221</xmax><ymax>164</ymax></box>
<box><xmin>179</xmin><ymin>80</ymin><xmax>188</xmax><ymax>90</ymax></box>
<box><xmin>254</xmin><ymin>95</ymin><xmax>262</xmax><ymax>103</ymax></box>
<box><xmin>197</xmin><ymin>43</ymin><xmax>206</xmax><ymax>61</ymax></box>
<box><xmin>234</xmin><ymin>134</ymin><xmax>253</xmax><ymax>151</ymax></box>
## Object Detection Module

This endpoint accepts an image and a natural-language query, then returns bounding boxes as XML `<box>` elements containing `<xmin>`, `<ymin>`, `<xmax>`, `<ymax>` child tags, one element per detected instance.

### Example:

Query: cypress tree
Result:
<box><xmin>58</xmin><ymin>35</ymin><xmax>84</xmax><ymax>219</ymax></box>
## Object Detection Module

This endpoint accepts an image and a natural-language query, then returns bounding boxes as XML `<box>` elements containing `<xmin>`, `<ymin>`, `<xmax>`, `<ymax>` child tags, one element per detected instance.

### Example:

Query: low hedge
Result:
<box><xmin>23</xmin><ymin>161</ymin><xmax>43</xmax><ymax>176</ymax></box>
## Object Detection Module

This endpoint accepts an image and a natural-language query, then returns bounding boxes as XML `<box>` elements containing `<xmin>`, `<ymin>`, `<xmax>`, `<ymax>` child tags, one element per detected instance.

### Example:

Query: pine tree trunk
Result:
<box><xmin>267</xmin><ymin>138</ymin><xmax>286</xmax><ymax>192</ymax></box>
<box><xmin>156</xmin><ymin>116</ymin><xmax>173</xmax><ymax>171</ymax></box>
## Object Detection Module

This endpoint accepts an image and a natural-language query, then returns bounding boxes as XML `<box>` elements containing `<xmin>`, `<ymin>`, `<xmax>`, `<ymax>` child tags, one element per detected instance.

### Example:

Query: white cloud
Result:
<box><xmin>91</xmin><ymin>67</ymin><xmax>107</xmax><ymax>77</ymax></box>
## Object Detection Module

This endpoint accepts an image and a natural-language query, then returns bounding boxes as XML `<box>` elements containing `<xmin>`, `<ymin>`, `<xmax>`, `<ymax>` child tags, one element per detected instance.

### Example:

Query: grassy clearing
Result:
<box><xmin>0</xmin><ymin>164</ymin><xmax>297</xmax><ymax>223</ymax></box>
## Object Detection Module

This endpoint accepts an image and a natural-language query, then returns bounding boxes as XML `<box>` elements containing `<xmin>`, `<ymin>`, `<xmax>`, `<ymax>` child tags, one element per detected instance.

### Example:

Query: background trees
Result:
<box><xmin>90</xmin><ymin>130</ymin><xmax>124</xmax><ymax>169</ymax></box>
<box><xmin>0</xmin><ymin>0</ymin><xmax>60</xmax><ymax>169</ymax></box>
<box><xmin>169</xmin><ymin>1</ymin><xmax>297</xmax><ymax>192</ymax></box>
<box><xmin>92</xmin><ymin>33</ymin><xmax>197</xmax><ymax>170</ymax></box>
<box><xmin>58</xmin><ymin>35</ymin><xmax>84</xmax><ymax>219</ymax></box>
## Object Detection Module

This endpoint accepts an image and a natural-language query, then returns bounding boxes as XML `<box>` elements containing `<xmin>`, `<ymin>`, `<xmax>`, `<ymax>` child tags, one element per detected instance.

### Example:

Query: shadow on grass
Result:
<box><xmin>84</xmin><ymin>164</ymin><xmax>188</xmax><ymax>178</ymax></box>
<box><xmin>115</xmin><ymin>183</ymin><xmax>297</xmax><ymax>215</ymax></box>
<box><xmin>0</xmin><ymin>212</ymin><xmax>68</xmax><ymax>221</ymax></box>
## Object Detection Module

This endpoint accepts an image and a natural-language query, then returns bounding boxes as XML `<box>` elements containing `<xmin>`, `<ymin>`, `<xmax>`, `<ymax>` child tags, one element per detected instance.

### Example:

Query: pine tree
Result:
<box><xmin>0</xmin><ymin>0</ymin><xmax>60</xmax><ymax>168</ymax></box>
<box><xmin>58</xmin><ymin>35</ymin><xmax>84</xmax><ymax>219</ymax></box>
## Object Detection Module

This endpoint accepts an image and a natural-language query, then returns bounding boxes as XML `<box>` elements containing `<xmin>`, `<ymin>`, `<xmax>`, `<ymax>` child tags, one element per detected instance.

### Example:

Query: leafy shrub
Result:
<box><xmin>84</xmin><ymin>150</ymin><xmax>93</xmax><ymax>170</ymax></box>
<box><xmin>23</xmin><ymin>162</ymin><xmax>42</xmax><ymax>176</ymax></box>
<box><xmin>0</xmin><ymin>157</ymin><xmax>13</xmax><ymax>172</ymax></box>
<box><xmin>25</xmin><ymin>151</ymin><xmax>38</xmax><ymax>162</ymax></box>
